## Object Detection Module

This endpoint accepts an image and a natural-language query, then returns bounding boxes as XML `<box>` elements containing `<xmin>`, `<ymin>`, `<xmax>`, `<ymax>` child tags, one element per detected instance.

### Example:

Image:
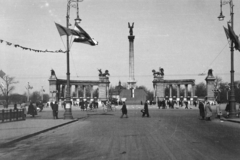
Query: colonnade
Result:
<box><xmin>49</xmin><ymin>70</ymin><xmax>110</xmax><ymax>102</ymax></box>
<box><xmin>164</xmin><ymin>83</ymin><xmax>195</xmax><ymax>100</ymax></box>
<box><xmin>57</xmin><ymin>84</ymin><xmax>97</xmax><ymax>100</ymax></box>
<box><xmin>153</xmin><ymin>79</ymin><xmax>195</xmax><ymax>102</ymax></box>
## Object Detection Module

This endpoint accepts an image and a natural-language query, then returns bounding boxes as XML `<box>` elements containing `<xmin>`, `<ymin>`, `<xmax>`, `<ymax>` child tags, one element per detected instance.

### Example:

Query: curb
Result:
<box><xmin>0</xmin><ymin>117</ymin><xmax>87</xmax><ymax>148</ymax></box>
<box><xmin>220</xmin><ymin>117</ymin><xmax>240</xmax><ymax>124</ymax></box>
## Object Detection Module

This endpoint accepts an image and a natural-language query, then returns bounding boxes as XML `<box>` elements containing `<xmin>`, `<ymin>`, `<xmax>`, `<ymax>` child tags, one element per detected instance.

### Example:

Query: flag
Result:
<box><xmin>55</xmin><ymin>23</ymin><xmax>72</xmax><ymax>36</ymax></box>
<box><xmin>228</xmin><ymin>24</ymin><xmax>240</xmax><ymax>51</ymax></box>
<box><xmin>73</xmin><ymin>22</ymin><xmax>98</xmax><ymax>46</ymax></box>
<box><xmin>223</xmin><ymin>26</ymin><xmax>230</xmax><ymax>39</ymax></box>
<box><xmin>0</xmin><ymin>70</ymin><xmax>6</xmax><ymax>78</ymax></box>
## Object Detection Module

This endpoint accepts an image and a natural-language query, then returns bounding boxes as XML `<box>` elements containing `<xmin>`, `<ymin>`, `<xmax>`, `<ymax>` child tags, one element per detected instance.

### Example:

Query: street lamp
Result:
<box><xmin>64</xmin><ymin>0</ymin><xmax>83</xmax><ymax>119</ymax></box>
<box><xmin>218</xmin><ymin>0</ymin><xmax>236</xmax><ymax>118</ymax></box>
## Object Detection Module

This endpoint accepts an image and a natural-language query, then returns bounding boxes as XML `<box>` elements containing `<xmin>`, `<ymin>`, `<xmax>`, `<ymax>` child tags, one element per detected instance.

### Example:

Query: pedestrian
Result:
<box><xmin>184</xmin><ymin>100</ymin><xmax>189</xmax><ymax>109</ymax></box>
<box><xmin>157</xmin><ymin>100</ymin><xmax>161</xmax><ymax>109</ymax></box>
<box><xmin>20</xmin><ymin>102</ymin><xmax>27</xmax><ymax>118</ymax></box>
<box><xmin>225</xmin><ymin>101</ymin><xmax>230</xmax><ymax>117</ymax></box>
<box><xmin>142</xmin><ymin>100</ymin><xmax>150</xmax><ymax>117</ymax></box>
<box><xmin>13</xmin><ymin>103</ymin><xmax>18</xmax><ymax>110</ymax></box>
<box><xmin>27</xmin><ymin>102</ymin><xmax>37</xmax><ymax>117</ymax></box>
<box><xmin>120</xmin><ymin>101</ymin><xmax>128</xmax><ymax>118</ymax></box>
<box><xmin>198</xmin><ymin>100</ymin><xmax>205</xmax><ymax>120</ymax></box>
<box><xmin>162</xmin><ymin>100</ymin><xmax>166</xmax><ymax>109</ymax></box>
<box><xmin>52</xmin><ymin>101</ymin><xmax>59</xmax><ymax>119</ymax></box>
<box><xmin>216</xmin><ymin>101</ymin><xmax>222</xmax><ymax>119</ymax></box>
<box><xmin>205</xmin><ymin>100</ymin><xmax>212</xmax><ymax>121</ymax></box>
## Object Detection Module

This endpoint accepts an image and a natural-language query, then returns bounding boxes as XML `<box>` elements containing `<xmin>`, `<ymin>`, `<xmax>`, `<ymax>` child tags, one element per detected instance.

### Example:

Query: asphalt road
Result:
<box><xmin>1</xmin><ymin>108</ymin><xmax>240</xmax><ymax>160</ymax></box>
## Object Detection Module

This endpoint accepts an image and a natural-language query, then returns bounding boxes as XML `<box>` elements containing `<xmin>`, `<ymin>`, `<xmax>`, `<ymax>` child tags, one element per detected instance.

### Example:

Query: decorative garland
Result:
<box><xmin>0</xmin><ymin>39</ymin><xmax>66</xmax><ymax>53</ymax></box>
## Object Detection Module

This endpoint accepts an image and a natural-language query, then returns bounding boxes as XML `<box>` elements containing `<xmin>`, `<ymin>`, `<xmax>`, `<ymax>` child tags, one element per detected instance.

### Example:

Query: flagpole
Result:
<box><xmin>64</xmin><ymin>1</ymin><xmax>73</xmax><ymax>119</ymax></box>
<box><xmin>218</xmin><ymin>0</ymin><xmax>236</xmax><ymax>118</ymax></box>
<box><xmin>64</xmin><ymin>0</ymin><xmax>83</xmax><ymax>119</ymax></box>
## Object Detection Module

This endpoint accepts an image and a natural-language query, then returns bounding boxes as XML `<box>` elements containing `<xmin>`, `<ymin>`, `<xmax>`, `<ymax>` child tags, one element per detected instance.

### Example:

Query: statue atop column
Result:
<box><xmin>128</xmin><ymin>22</ymin><xmax>134</xmax><ymax>36</ymax></box>
<box><xmin>98</xmin><ymin>69</ymin><xmax>110</xmax><ymax>77</ymax></box>
<box><xmin>152</xmin><ymin>67</ymin><xmax>164</xmax><ymax>79</ymax></box>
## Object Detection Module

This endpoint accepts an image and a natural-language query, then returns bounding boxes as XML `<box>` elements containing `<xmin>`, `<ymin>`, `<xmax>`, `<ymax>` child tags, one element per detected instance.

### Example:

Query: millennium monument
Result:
<box><xmin>127</xmin><ymin>22</ymin><xmax>137</xmax><ymax>98</ymax></box>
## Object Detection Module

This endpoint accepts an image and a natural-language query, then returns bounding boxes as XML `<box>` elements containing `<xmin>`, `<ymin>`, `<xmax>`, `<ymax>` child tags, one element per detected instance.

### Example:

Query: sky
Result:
<box><xmin>1</xmin><ymin>0</ymin><xmax>240</xmax><ymax>94</ymax></box>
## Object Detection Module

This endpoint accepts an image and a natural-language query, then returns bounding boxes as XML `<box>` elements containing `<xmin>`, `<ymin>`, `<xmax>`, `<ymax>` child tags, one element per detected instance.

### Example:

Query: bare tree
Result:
<box><xmin>0</xmin><ymin>75</ymin><xmax>18</xmax><ymax>108</ymax></box>
<box><xmin>214</xmin><ymin>76</ymin><xmax>222</xmax><ymax>89</ymax></box>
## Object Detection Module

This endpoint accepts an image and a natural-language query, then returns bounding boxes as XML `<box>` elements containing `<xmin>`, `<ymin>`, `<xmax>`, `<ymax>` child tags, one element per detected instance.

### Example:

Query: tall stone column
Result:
<box><xmin>90</xmin><ymin>85</ymin><xmax>93</xmax><ymax>99</ymax></box>
<box><xmin>169</xmin><ymin>84</ymin><xmax>173</xmax><ymax>98</ymax></box>
<box><xmin>61</xmin><ymin>85</ymin><xmax>64</xmax><ymax>98</ymax></box>
<box><xmin>75</xmin><ymin>85</ymin><xmax>79</xmax><ymax>98</ymax></box>
<box><xmin>64</xmin><ymin>85</ymin><xmax>67</xmax><ymax>99</ymax></box>
<box><xmin>83</xmin><ymin>85</ymin><xmax>86</xmax><ymax>99</ymax></box>
<box><xmin>99</xmin><ymin>76</ymin><xmax>110</xmax><ymax>101</ymax></box>
<box><xmin>70</xmin><ymin>85</ymin><xmax>72</xmax><ymax>98</ymax></box>
<box><xmin>127</xmin><ymin>22</ymin><xmax>137</xmax><ymax>96</ymax></box>
<box><xmin>184</xmin><ymin>84</ymin><xmax>188</xmax><ymax>99</ymax></box>
<box><xmin>177</xmin><ymin>84</ymin><xmax>180</xmax><ymax>99</ymax></box>
<box><xmin>153</xmin><ymin>84</ymin><xmax>156</xmax><ymax>102</ymax></box>
<box><xmin>56</xmin><ymin>85</ymin><xmax>60</xmax><ymax>101</ymax></box>
<box><xmin>191</xmin><ymin>84</ymin><xmax>195</xmax><ymax>98</ymax></box>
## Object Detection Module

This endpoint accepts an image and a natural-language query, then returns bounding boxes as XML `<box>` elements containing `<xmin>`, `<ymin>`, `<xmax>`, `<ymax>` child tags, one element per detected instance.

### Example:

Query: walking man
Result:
<box><xmin>51</xmin><ymin>101</ymin><xmax>59</xmax><ymax>119</ymax></box>
<box><xmin>142</xmin><ymin>100</ymin><xmax>150</xmax><ymax>117</ymax></box>
<box><xmin>198</xmin><ymin>100</ymin><xmax>205</xmax><ymax>120</ymax></box>
<box><xmin>120</xmin><ymin>102</ymin><xmax>128</xmax><ymax>118</ymax></box>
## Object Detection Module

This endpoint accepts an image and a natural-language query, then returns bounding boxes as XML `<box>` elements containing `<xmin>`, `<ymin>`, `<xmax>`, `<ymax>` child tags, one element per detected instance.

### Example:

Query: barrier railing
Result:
<box><xmin>0</xmin><ymin>109</ymin><xmax>25</xmax><ymax>122</ymax></box>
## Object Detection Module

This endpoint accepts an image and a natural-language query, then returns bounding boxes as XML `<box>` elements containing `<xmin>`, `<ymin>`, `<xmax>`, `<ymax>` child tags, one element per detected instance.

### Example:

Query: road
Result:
<box><xmin>1</xmin><ymin>108</ymin><xmax>240</xmax><ymax>160</ymax></box>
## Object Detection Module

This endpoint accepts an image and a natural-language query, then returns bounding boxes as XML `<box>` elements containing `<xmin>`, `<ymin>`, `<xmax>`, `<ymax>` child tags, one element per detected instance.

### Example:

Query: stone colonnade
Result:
<box><xmin>49</xmin><ymin>71</ymin><xmax>110</xmax><ymax>102</ymax></box>
<box><xmin>56</xmin><ymin>84</ymin><xmax>97</xmax><ymax>100</ymax></box>
<box><xmin>153</xmin><ymin>78</ymin><xmax>195</xmax><ymax>102</ymax></box>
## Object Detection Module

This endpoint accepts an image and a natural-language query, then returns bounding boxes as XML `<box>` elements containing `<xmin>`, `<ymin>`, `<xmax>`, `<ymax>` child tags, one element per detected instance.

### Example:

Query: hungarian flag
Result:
<box><xmin>227</xmin><ymin>24</ymin><xmax>240</xmax><ymax>51</ymax></box>
<box><xmin>223</xmin><ymin>26</ymin><xmax>230</xmax><ymax>39</ymax></box>
<box><xmin>0</xmin><ymin>70</ymin><xmax>6</xmax><ymax>79</ymax></box>
<box><xmin>73</xmin><ymin>22</ymin><xmax>98</xmax><ymax>46</ymax></box>
<box><xmin>55</xmin><ymin>23</ymin><xmax>72</xmax><ymax>36</ymax></box>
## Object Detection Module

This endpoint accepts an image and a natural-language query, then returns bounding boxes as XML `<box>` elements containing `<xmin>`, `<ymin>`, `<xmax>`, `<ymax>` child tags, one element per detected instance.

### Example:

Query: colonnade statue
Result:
<box><xmin>98</xmin><ymin>69</ymin><xmax>110</xmax><ymax>77</ymax></box>
<box><xmin>152</xmin><ymin>67</ymin><xmax>164</xmax><ymax>78</ymax></box>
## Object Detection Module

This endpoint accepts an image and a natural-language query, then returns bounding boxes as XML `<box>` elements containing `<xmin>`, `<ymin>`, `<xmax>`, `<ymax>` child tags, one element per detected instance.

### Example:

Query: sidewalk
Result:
<box><xmin>0</xmin><ymin>106</ymin><xmax>88</xmax><ymax>146</ymax></box>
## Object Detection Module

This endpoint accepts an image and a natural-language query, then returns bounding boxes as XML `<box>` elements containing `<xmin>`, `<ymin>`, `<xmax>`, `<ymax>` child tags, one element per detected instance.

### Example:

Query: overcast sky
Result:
<box><xmin>1</xmin><ymin>0</ymin><xmax>240</xmax><ymax>94</ymax></box>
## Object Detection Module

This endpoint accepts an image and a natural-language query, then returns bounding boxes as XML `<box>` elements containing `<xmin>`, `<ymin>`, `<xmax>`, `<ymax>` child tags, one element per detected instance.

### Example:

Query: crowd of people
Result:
<box><xmin>9</xmin><ymin>96</ymin><xmax>236</xmax><ymax>121</ymax></box>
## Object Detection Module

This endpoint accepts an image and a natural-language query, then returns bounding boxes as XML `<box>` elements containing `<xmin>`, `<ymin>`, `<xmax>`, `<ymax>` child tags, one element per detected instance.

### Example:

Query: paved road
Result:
<box><xmin>1</xmin><ymin>108</ymin><xmax>240</xmax><ymax>160</ymax></box>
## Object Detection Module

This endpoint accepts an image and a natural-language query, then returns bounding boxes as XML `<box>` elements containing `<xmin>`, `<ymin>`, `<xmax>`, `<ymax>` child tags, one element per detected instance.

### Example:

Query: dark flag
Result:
<box><xmin>73</xmin><ymin>22</ymin><xmax>98</xmax><ymax>46</ymax></box>
<box><xmin>55</xmin><ymin>23</ymin><xmax>72</xmax><ymax>36</ymax></box>
<box><xmin>227</xmin><ymin>24</ymin><xmax>240</xmax><ymax>51</ymax></box>
<box><xmin>223</xmin><ymin>26</ymin><xmax>230</xmax><ymax>39</ymax></box>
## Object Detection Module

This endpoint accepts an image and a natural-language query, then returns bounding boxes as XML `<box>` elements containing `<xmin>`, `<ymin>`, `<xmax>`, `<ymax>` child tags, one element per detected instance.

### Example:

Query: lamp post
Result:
<box><xmin>64</xmin><ymin>0</ymin><xmax>83</xmax><ymax>119</ymax></box>
<box><xmin>218</xmin><ymin>0</ymin><xmax>236</xmax><ymax>118</ymax></box>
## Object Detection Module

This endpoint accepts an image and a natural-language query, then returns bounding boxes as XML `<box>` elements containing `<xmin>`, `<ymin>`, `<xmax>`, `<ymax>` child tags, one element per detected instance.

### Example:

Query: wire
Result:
<box><xmin>202</xmin><ymin>43</ymin><xmax>228</xmax><ymax>73</ymax></box>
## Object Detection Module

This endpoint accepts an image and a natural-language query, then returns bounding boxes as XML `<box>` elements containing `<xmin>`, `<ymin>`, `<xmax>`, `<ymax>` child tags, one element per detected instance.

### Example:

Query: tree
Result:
<box><xmin>30</xmin><ymin>91</ymin><xmax>41</xmax><ymax>103</ymax></box>
<box><xmin>136</xmin><ymin>85</ymin><xmax>153</xmax><ymax>101</ymax></box>
<box><xmin>42</xmin><ymin>94</ymin><xmax>50</xmax><ymax>103</ymax></box>
<box><xmin>214</xmin><ymin>76</ymin><xmax>222</xmax><ymax>89</ymax></box>
<box><xmin>0</xmin><ymin>75</ymin><xmax>18</xmax><ymax>108</ymax></box>
<box><xmin>195</xmin><ymin>82</ymin><xmax>207</xmax><ymax>98</ymax></box>
<box><xmin>10</xmin><ymin>94</ymin><xmax>26</xmax><ymax>104</ymax></box>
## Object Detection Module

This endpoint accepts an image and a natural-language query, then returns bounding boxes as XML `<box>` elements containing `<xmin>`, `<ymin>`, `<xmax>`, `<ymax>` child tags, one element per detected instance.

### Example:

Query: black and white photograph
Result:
<box><xmin>1</xmin><ymin>0</ymin><xmax>240</xmax><ymax>159</ymax></box>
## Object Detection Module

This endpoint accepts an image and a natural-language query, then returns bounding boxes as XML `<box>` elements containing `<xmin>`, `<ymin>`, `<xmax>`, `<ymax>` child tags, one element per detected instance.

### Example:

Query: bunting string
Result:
<box><xmin>0</xmin><ymin>39</ymin><xmax>66</xmax><ymax>53</ymax></box>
